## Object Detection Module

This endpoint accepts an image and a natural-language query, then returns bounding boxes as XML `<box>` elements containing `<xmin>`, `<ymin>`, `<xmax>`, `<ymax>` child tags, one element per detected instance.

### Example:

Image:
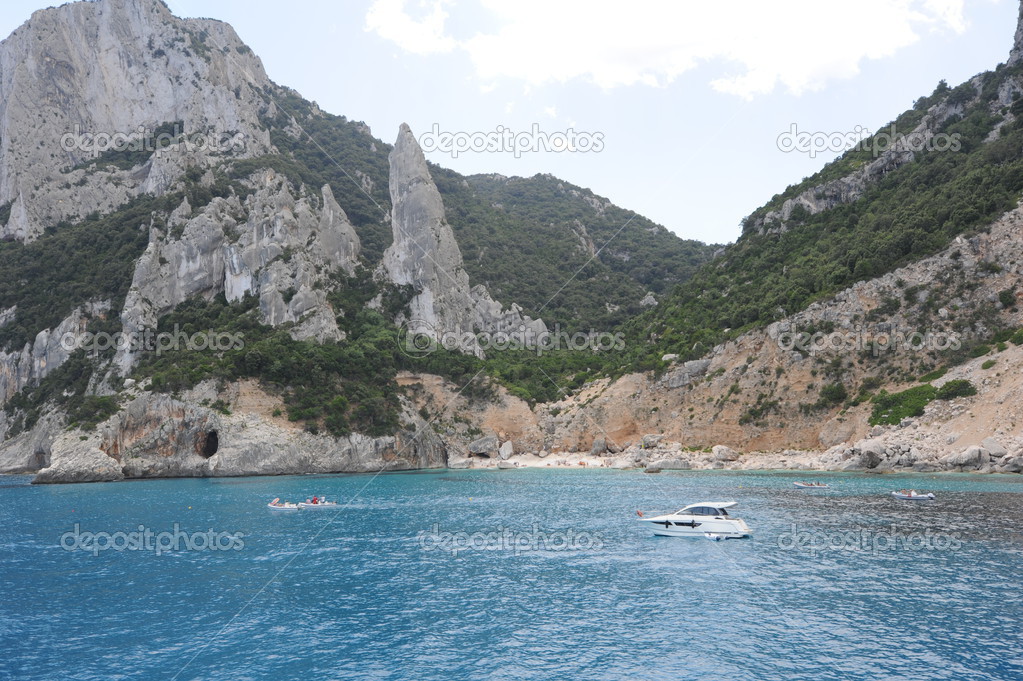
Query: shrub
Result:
<box><xmin>935</xmin><ymin>379</ymin><xmax>977</xmax><ymax>400</ymax></box>
<box><xmin>869</xmin><ymin>385</ymin><xmax>937</xmax><ymax>426</ymax></box>
<box><xmin>918</xmin><ymin>368</ymin><xmax>947</xmax><ymax>382</ymax></box>
<box><xmin>981</xmin><ymin>359</ymin><xmax>996</xmax><ymax>370</ymax></box>
<box><xmin>819</xmin><ymin>382</ymin><xmax>848</xmax><ymax>405</ymax></box>
<box><xmin>860</xmin><ymin>376</ymin><xmax>884</xmax><ymax>391</ymax></box>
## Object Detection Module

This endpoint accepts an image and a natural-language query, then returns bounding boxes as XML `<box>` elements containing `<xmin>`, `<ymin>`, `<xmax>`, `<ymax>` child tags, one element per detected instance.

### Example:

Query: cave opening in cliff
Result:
<box><xmin>201</xmin><ymin>430</ymin><xmax>219</xmax><ymax>458</ymax></box>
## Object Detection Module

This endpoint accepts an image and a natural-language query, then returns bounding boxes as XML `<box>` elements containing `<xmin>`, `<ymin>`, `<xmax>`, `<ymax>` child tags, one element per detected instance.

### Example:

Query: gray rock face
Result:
<box><xmin>468</xmin><ymin>434</ymin><xmax>499</xmax><ymax>458</ymax></box>
<box><xmin>943</xmin><ymin>446</ymin><xmax>987</xmax><ymax>468</ymax></box>
<box><xmin>998</xmin><ymin>456</ymin><xmax>1023</xmax><ymax>473</ymax></box>
<box><xmin>34</xmin><ymin>443</ymin><xmax>125</xmax><ymax>484</ymax></box>
<box><xmin>1011</xmin><ymin>1</ymin><xmax>1023</xmax><ymax>66</ymax></box>
<box><xmin>0</xmin><ymin>0</ymin><xmax>273</xmax><ymax>241</ymax></box>
<box><xmin>0</xmin><ymin>308</ymin><xmax>89</xmax><ymax>405</ymax></box>
<box><xmin>381</xmin><ymin>124</ymin><xmax>546</xmax><ymax>357</ymax></box>
<box><xmin>651</xmin><ymin>457</ymin><xmax>690</xmax><ymax>470</ymax></box>
<box><xmin>114</xmin><ymin>172</ymin><xmax>361</xmax><ymax>373</ymax></box>
<box><xmin>445</xmin><ymin>442</ymin><xmax>472</xmax><ymax>469</ymax></box>
<box><xmin>32</xmin><ymin>389</ymin><xmax>447</xmax><ymax>483</ymax></box>
<box><xmin>0</xmin><ymin>410</ymin><xmax>63</xmax><ymax>473</ymax></box>
<box><xmin>641</xmin><ymin>434</ymin><xmax>664</xmax><ymax>448</ymax></box>
<box><xmin>818</xmin><ymin>415</ymin><xmax>857</xmax><ymax>448</ymax></box>
<box><xmin>839</xmin><ymin>439</ymin><xmax>886</xmax><ymax>470</ymax></box>
<box><xmin>659</xmin><ymin>359</ymin><xmax>711</xmax><ymax>389</ymax></box>
<box><xmin>498</xmin><ymin>440</ymin><xmax>514</xmax><ymax>460</ymax></box>
<box><xmin>712</xmin><ymin>445</ymin><xmax>739</xmax><ymax>461</ymax></box>
<box><xmin>981</xmin><ymin>437</ymin><xmax>1008</xmax><ymax>458</ymax></box>
<box><xmin>221</xmin><ymin>177</ymin><xmax>360</xmax><ymax>339</ymax></box>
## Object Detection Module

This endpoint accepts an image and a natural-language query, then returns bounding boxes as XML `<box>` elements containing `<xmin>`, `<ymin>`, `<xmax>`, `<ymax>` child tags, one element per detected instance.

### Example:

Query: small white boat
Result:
<box><xmin>793</xmin><ymin>481</ymin><xmax>829</xmax><ymax>488</ymax></box>
<box><xmin>267</xmin><ymin>497</ymin><xmax>299</xmax><ymax>511</ymax></box>
<box><xmin>891</xmin><ymin>490</ymin><xmax>935</xmax><ymax>500</ymax></box>
<box><xmin>298</xmin><ymin>499</ymin><xmax>340</xmax><ymax>509</ymax></box>
<box><xmin>637</xmin><ymin>501</ymin><xmax>752</xmax><ymax>538</ymax></box>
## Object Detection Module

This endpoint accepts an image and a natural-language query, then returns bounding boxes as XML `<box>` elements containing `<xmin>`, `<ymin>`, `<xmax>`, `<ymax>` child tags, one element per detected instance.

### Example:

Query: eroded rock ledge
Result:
<box><xmin>0</xmin><ymin>380</ymin><xmax>446</xmax><ymax>484</ymax></box>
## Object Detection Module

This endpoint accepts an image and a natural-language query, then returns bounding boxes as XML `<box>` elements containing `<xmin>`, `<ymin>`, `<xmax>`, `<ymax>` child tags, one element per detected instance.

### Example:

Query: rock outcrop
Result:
<box><xmin>0</xmin><ymin>0</ymin><xmax>273</xmax><ymax>241</ymax></box>
<box><xmin>1011</xmin><ymin>0</ymin><xmax>1023</xmax><ymax>66</ymax></box>
<box><xmin>381</xmin><ymin>124</ymin><xmax>546</xmax><ymax>356</ymax></box>
<box><xmin>0</xmin><ymin>307</ymin><xmax>93</xmax><ymax>404</ymax></box>
<box><xmin>0</xmin><ymin>410</ymin><xmax>63</xmax><ymax>473</ymax></box>
<box><xmin>749</xmin><ymin>97</ymin><xmax>966</xmax><ymax>235</ymax></box>
<box><xmin>31</xmin><ymin>382</ymin><xmax>447</xmax><ymax>483</ymax></box>
<box><xmin>114</xmin><ymin>171</ymin><xmax>361</xmax><ymax>372</ymax></box>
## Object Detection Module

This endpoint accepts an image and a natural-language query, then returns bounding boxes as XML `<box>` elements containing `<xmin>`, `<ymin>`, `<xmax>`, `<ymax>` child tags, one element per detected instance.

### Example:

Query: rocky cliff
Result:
<box><xmin>381</xmin><ymin>124</ymin><xmax>546</xmax><ymax>356</ymax></box>
<box><xmin>0</xmin><ymin>0</ymin><xmax>272</xmax><ymax>241</ymax></box>
<box><xmin>114</xmin><ymin>170</ymin><xmax>361</xmax><ymax>372</ymax></box>
<box><xmin>8</xmin><ymin>379</ymin><xmax>446</xmax><ymax>483</ymax></box>
<box><xmin>1011</xmin><ymin>1</ymin><xmax>1023</xmax><ymax>66</ymax></box>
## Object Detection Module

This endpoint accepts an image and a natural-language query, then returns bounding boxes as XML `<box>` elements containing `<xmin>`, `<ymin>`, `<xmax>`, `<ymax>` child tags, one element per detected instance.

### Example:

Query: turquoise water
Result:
<box><xmin>1</xmin><ymin>469</ymin><xmax>1022</xmax><ymax>680</ymax></box>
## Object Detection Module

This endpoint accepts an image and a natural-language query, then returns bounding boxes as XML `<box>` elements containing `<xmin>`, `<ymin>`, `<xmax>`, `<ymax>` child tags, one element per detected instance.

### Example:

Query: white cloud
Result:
<box><xmin>365</xmin><ymin>0</ymin><xmax>970</xmax><ymax>98</ymax></box>
<box><xmin>364</xmin><ymin>0</ymin><xmax>457</xmax><ymax>55</ymax></box>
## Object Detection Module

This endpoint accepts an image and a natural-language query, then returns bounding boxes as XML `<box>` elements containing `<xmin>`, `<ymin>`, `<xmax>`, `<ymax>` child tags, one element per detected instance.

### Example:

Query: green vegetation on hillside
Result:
<box><xmin>134</xmin><ymin>276</ymin><xmax>410</xmax><ymax>437</ymax></box>
<box><xmin>438</xmin><ymin>172</ymin><xmax>717</xmax><ymax>329</ymax></box>
<box><xmin>0</xmin><ymin>193</ymin><xmax>180</xmax><ymax>350</ymax></box>
<box><xmin>869</xmin><ymin>378</ymin><xmax>977</xmax><ymax>426</ymax></box>
<box><xmin>624</xmin><ymin>63</ymin><xmax>1023</xmax><ymax>370</ymax></box>
<box><xmin>3</xmin><ymin>350</ymin><xmax>120</xmax><ymax>435</ymax></box>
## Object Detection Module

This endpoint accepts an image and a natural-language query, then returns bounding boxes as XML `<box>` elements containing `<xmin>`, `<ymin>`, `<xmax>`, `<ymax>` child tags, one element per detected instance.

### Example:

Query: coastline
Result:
<box><xmin>7</xmin><ymin>439</ymin><xmax>1018</xmax><ymax>484</ymax></box>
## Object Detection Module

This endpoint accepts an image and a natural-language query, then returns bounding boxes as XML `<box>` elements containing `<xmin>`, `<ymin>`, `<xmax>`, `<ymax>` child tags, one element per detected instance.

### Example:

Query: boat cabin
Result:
<box><xmin>676</xmin><ymin>501</ymin><xmax>737</xmax><ymax>517</ymax></box>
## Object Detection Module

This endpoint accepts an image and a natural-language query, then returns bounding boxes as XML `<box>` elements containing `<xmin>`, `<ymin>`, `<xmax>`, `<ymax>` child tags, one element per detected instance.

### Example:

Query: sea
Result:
<box><xmin>1</xmin><ymin>468</ymin><xmax>1021</xmax><ymax>681</ymax></box>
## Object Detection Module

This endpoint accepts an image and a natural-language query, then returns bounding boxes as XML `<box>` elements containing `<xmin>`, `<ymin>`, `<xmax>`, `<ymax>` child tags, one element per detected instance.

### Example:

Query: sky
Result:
<box><xmin>0</xmin><ymin>0</ymin><xmax>1019</xmax><ymax>244</ymax></box>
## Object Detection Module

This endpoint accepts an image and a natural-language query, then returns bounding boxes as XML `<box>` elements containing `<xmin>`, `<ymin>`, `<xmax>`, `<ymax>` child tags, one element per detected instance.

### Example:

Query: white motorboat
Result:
<box><xmin>638</xmin><ymin>501</ymin><xmax>752</xmax><ymax>538</ymax></box>
<box><xmin>298</xmin><ymin>499</ymin><xmax>340</xmax><ymax>509</ymax></box>
<box><xmin>793</xmin><ymin>481</ymin><xmax>829</xmax><ymax>488</ymax></box>
<box><xmin>267</xmin><ymin>497</ymin><xmax>299</xmax><ymax>511</ymax></box>
<box><xmin>891</xmin><ymin>490</ymin><xmax>935</xmax><ymax>500</ymax></box>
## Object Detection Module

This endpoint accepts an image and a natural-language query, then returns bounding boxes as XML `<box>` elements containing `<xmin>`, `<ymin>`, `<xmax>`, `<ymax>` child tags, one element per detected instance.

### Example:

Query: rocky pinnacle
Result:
<box><xmin>1011</xmin><ymin>0</ymin><xmax>1023</xmax><ymax>65</ymax></box>
<box><xmin>381</xmin><ymin>124</ymin><xmax>547</xmax><ymax>357</ymax></box>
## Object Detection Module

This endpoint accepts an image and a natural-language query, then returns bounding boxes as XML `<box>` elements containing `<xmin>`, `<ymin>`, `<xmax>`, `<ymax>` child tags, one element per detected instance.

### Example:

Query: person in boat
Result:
<box><xmin>312</xmin><ymin>496</ymin><xmax>318</xmax><ymax>504</ymax></box>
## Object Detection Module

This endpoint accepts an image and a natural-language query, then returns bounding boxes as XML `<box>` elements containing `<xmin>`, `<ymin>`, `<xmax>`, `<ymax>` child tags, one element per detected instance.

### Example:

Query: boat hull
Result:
<box><xmin>297</xmin><ymin>502</ymin><xmax>339</xmax><ymax>509</ymax></box>
<box><xmin>642</xmin><ymin>517</ymin><xmax>751</xmax><ymax>538</ymax></box>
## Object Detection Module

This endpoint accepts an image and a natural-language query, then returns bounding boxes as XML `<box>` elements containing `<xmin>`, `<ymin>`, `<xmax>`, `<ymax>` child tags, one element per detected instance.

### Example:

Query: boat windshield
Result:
<box><xmin>683</xmin><ymin>506</ymin><xmax>727</xmax><ymax>516</ymax></box>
